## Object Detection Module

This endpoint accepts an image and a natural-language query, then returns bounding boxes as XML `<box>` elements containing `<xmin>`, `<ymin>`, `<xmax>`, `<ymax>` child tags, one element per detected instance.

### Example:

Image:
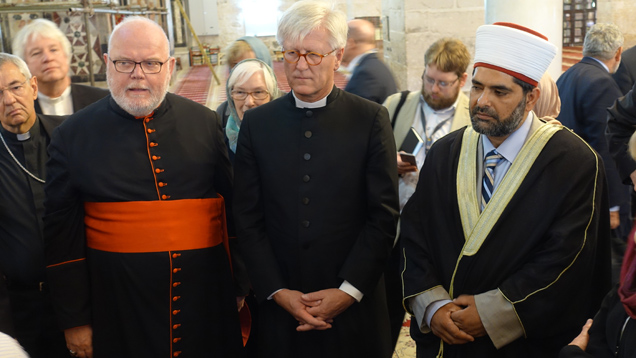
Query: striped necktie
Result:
<box><xmin>482</xmin><ymin>149</ymin><xmax>503</xmax><ymax>208</ymax></box>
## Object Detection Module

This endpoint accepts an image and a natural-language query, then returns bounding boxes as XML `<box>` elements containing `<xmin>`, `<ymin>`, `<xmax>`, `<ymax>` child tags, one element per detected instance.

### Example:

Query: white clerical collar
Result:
<box><xmin>38</xmin><ymin>85</ymin><xmax>71</xmax><ymax>103</ymax></box>
<box><xmin>38</xmin><ymin>86</ymin><xmax>73</xmax><ymax>116</ymax></box>
<box><xmin>292</xmin><ymin>88</ymin><xmax>333</xmax><ymax>108</ymax></box>
<box><xmin>420</xmin><ymin>91</ymin><xmax>460</xmax><ymax>116</ymax></box>
<box><xmin>16</xmin><ymin>132</ymin><xmax>31</xmax><ymax>141</ymax></box>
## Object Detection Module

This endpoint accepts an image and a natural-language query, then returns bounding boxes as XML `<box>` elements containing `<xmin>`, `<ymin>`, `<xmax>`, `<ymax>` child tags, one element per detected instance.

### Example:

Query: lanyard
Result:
<box><xmin>420</xmin><ymin>104</ymin><xmax>453</xmax><ymax>153</ymax></box>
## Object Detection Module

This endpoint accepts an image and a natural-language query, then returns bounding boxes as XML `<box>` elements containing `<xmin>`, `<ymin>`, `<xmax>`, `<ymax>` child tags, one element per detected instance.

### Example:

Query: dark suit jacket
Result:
<box><xmin>607</xmin><ymin>82</ymin><xmax>636</xmax><ymax>183</ymax></box>
<box><xmin>613</xmin><ymin>45</ymin><xmax>636</xmax><ymax>95</ymax></box>
<box><xmin>34</xmin><ymin>83</ymin><xmax>109</xmax><ymax>114</ymax></box>
<box><xmin>233</xmin><ymin>87</ymin><xmax>399</xmax><ymax>358</ymax></box>
<box><xmin>556</xmin><ymin>56</ymin><xmax>628</xmax><ymax>208</ymax></box>
<box><xmin>344</xmin><ymin>52</ymin><xmax>397</xmax><ymax>104</ymax></box>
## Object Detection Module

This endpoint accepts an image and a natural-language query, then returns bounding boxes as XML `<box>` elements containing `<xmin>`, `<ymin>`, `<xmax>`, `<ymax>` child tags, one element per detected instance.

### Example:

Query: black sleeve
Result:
<box><xmin>607</xmin><ymin>82</ymin><xmax>636</xmax><ymax>184</ymax></box>
<box><xmin>43</xmin><ymin>126</ymin><xmax>92</xmax><ymax>330</ymax></box>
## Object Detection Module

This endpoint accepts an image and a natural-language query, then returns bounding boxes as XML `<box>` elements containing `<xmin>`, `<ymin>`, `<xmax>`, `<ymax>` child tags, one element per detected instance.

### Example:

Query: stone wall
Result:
<box><xmin>191</xmin><ymin>0</ymin><xmax>381</xmax><ymax>68</ymax></box>
<box><xmin>596</xmin><ymin>0</ymin><xmax>636</xmax><ymax>48</ymax></box>
<box><xmin>382</xmin><ymin>0</ymin><xmax>483</xmax><ymax>91</ymax></box>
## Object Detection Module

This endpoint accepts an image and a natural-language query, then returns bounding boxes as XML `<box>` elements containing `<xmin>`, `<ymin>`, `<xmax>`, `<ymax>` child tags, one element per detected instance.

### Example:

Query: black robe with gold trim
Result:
<box><xmin>402</xmin><ymin>126</ymin><xmax>611</xmax><ymax>357</ymax></box>
<box><xmin>44</xmin><ymin>94</ymin><xmax>248</xmax><ymax>358</ymax></box>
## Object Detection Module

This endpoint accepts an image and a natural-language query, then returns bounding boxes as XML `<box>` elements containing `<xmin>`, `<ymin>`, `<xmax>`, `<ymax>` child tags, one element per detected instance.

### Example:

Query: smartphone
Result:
<box><xmin>399</xmin><ymin>152</ymin><xmax>417</xmax><ymax>166</ymax></box>
<box><xmin>399</xmin><ymin>127</ymin><xmax>424</xmax><ymax>156</ymax></box>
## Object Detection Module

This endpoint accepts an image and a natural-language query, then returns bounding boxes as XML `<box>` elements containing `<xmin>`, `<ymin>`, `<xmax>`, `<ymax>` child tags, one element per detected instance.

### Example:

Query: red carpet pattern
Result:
<box><xmin>172</xmin><ymin>65</ymin><xmax>212</xmax><ymax>105</ymax></box>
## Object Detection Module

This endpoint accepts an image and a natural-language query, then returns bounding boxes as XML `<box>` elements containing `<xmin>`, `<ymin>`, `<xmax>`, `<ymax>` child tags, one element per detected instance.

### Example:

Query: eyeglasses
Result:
<box><xmin>282</xmin><ymin>49</ymin><xmax>337</xmax><ymax>66</ymax></box>
<box><xmin>109</xmin><ymin>57</ymin><xmax>170</xmax><ymax>74</ymax></box>
<box><xmin>0</xmin><ymin>78</ymin><xmax>29</xmax><ymax>100</ymax></box>
<box><xmin>230</xmin><ymin>89</ymin><xmax>270</xmax><ymax>100</ymax></box>
<box><xmin>422</xmin><ymin>73</ymin><xmax>459</xmax><ymax>89</ymax></box>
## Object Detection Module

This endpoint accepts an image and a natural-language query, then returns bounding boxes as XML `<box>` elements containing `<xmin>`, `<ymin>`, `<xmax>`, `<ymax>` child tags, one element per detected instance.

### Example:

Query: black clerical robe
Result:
<box><xmin>0</xmin><ymin>114</ymin><xmax>68</xmax><ymax>357</ymax></box>
<box><xmin>44</xmin><ymin>94</ymin><xmax>247</xmax><ymax>358</ymax></box>
<box><xmin>233</xmin><ymin>88</ymin><xmax>400</xmax><ymax>358</ymax></box>
<box><xmin>402</xmin><ymin>124</ymin><xmax>611</xmax><ymax>358</ymax></box>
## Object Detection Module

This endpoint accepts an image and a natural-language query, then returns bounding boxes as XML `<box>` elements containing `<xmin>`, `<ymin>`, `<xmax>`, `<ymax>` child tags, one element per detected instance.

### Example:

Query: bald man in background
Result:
<box><xmin>343</xmin><ymin>19</ymin><xmax>397</xmax><ymax>104</ymax></box>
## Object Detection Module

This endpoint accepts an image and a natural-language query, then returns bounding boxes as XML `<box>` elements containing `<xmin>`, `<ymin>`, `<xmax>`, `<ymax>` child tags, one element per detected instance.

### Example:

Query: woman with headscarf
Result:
<box><xmin>224</xmin><ymin>59</ymin><xmax>282</xmax><ymax>163</ymax></box>
<box><xmin>559</xmin><ymin>130</ymin><xmax>636</xmax><ymax>358</ymax></box>
<box><xmin>217</xmin><ymin>37</ymin><xmax>275</xmax><ymax>128</ymax></box>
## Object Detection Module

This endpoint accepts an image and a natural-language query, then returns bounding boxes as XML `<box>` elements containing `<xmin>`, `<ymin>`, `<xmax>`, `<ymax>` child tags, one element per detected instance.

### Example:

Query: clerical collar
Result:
<box><xmin>292</xmin><ymin>88</ymin><xmax>333</xmax><ymax>108</ymax></box>
<box><xmin>419</xmin><ymin>92</ymin><xmax>460</xmax><ymax>116</ymax></box>
<box><xmin>16</xmin><ymin>132</ymin><xmax>31</xmax><ymax>141</ymax></box>
<box><xmin>38</xmin><ymin>86</ymin><xmax>73</xmax><ymax>116</ymax></box>
<box><xmin>38</xmin><ymin>85</ymin><xmax>71</xmax><ymax>104</ymax></box>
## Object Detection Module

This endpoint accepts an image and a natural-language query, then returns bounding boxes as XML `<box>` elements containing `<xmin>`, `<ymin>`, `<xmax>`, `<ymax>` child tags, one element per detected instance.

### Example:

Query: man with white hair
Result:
<box><xmin>233</xmin><ymin>1</ymin><xmax>399</xmax><ymax>357</ymax></box>
<box><xmin>401</xmin><ymin>22</ymin><xmax>611</xmax><ymax>357</ymax></box>
<box><xmin>44</xmin><ymin>17</ymin><xmax>248</xmax><ymax>358</ymax></box>
<box><xmin>557</xmin><ymin>23</ymin><xmax>627</xmax><ymax>236</ymax></box>
<box><xmin>12</xmin><ymin>19</ymin><xmax>108</xmax><ymax>115</ymax></box>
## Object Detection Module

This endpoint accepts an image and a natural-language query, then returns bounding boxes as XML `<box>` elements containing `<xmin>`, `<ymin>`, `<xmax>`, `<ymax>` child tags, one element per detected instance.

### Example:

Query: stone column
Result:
<box><xmin>485</xmin><ymin>0</ymin><xmax>563</xmax><ymax>80</ymax></box>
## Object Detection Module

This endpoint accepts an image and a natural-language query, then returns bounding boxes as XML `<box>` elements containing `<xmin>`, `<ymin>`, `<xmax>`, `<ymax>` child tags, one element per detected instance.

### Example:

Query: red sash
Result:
<box><xmin>84</xmin><ymin>198</ymin><xmax>227</xmax><ymax>254</ymax></box>
<box><xmin>84</xmin><ymin>198</ymin><xmax>251</xmax><ymax>345</ymax></box>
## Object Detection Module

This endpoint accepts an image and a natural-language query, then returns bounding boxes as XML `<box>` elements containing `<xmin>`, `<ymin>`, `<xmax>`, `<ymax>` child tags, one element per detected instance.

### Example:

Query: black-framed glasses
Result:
<box><xmin>0</xmin><ymin>78</ymin><xmax>29</xmax><ymax>100</ymax></box>
<box><xmin>230</xmin><ymin>89</ymin><xmax>270</xmax><ymax>100</ymax></box>
<box><xmin>422</xmin><ymin>73</ymin><xmax>459</xmax><ymax>89</ymax></box>
<box><xmin>109</xmin><ymin>57</ymin><xmax>170</xmax><ymax>74</ymax></box>
<box><xmin>282</xmin><ymin>49</ymin><xmax>337</xmax><ymax>66</ymax></box>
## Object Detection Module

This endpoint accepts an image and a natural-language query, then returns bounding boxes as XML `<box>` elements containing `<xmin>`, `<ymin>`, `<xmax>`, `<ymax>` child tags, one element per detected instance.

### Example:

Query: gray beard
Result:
<box><xmin>107</xmin><ymin>72</ymin><xmax>169</xmax><ymax>117</ymax></box>
<box><xmin>470</xmin><ymin>96</ymin><xmax>527</xmax><ymax>137</ymax></box>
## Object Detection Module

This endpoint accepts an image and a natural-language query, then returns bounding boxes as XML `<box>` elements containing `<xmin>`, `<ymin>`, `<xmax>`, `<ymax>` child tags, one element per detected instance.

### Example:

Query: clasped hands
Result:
<box><xmin>273</xmin><ymin>288</ymin><xmax>355</xmax><ymax>332</ymax></box>
<box><xmin>430</xmin><ymin>295</ymin><xmax>486</xmax><ymax>345</ymax></box>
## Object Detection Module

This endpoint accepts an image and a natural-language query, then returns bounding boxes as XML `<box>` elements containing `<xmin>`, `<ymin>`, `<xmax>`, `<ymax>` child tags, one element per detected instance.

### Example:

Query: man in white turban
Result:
<box><xmin>401</xmin><ymin>22</ymin><xmax>611</xmax><ymax>358</ymax></box>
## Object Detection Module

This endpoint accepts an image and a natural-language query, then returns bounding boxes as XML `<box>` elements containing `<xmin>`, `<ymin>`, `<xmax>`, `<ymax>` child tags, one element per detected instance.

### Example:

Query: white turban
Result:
<box><xmin>474</xmin><ymin>22</ymin><xmax>557</xmax><ymax>87</ymax></box>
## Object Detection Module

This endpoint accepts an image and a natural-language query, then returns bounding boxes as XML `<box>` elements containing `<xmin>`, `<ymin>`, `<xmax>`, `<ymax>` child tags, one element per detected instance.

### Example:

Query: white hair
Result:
<box><xmin>12</xmin><ymin>19</ymin><xmax>72</xmax><ymax>65</ymax></box>
<box><xmin>277</xmin><ymin>1</ymin><xmax>347</xmax><ymax>50</ymax></box>
<box><xmin>228</xmin><ymin>60</ymin><xmax>276</xmax><ymax>96</ymax></box>
<box><xmin>583</xmin><ymin>23</ymin><xmax>624</xmax><ymax>60</ymax></box>
<box><xmin>109</xmin><ymin>16</ymin><xmax>169</xmax><ymax>56</ymax></box>
<box><xmin>0</xmin><ymin>53</ymin><xmax>32</xmax><ymax>79</ymax></box>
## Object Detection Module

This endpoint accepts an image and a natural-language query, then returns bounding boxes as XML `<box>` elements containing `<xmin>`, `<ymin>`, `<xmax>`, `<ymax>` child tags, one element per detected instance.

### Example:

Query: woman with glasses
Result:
<box><xmin>225</xmin><ymin>58</ymin><xmax>283</xmax><ymax>162</ymax></box>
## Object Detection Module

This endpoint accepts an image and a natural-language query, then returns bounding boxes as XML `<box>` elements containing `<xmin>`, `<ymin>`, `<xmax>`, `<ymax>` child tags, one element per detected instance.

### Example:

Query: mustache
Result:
<box><xmin>471</xmin><ymin>105</ymin><xmax>499</xmax><ymax>120</ymax></box>
<box><xmin>125</xmin><ymin>83</ymin><xmax>150</xmax><ymax>90</ymax></box>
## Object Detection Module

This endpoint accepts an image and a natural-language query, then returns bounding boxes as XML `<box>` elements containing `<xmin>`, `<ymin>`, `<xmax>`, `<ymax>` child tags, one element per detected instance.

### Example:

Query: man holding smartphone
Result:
<box><xmin>381</xmin><ymin>39</ymin><xmax>472</xmax><ymax>347</ymax></box>
<box><xmin>383</xmin><ymin>38</ymin><xmax>472</xmax><ymax>210</ymax></box>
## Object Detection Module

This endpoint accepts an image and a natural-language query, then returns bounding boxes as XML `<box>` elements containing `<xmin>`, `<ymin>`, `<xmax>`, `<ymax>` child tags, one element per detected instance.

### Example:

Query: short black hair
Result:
<box><xmin>512</xmin><ymin>77</ymin><xmax>535</xmax><ymax>95</ymax></box>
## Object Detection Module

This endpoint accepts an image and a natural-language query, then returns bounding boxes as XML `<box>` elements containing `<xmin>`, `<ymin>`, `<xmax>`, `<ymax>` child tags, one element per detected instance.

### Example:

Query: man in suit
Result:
<box><xmin>12</xmin><ymin>19</ymin><xmax>108</xmax><ymax>115</ymax></box>
<box><xmin>556</xmin><ymin>23</ymin><xmax>629</xmax><ymax>263</ymax></box>
<box><xmin>0</xmin><ymin>53</ymin><xmax>68</xmax><ymax>358</ymax></box>
<box><xmin>233</xmin><ymin>1</ymin><xmax>400</xmax><ymax>357</ymax></box>
<box><xmin>613</xmin><ymin>45</ymin><xmax>636</xmax><ymax>95</ymax></box>
<box><xmin>342</xmin><ymin>19</ymin><xmax>397</xmax><ymax>104</ymax></box>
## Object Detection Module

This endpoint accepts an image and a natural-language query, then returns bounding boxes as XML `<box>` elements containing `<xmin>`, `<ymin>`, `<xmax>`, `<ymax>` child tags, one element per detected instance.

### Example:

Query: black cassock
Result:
<box><xmin>44</xmin><ymin>94</ymin><xmax>248</xmax><ymax>358</ymax></box>
<box><xmin>234</xmin><ymin>88</ymin><xmax>400</xmax><ymax>358</ymax></box>
<box><xmin>402</xmin><ymin>125</ymin><xmax>612</xmax><ymax>358</ymax></box>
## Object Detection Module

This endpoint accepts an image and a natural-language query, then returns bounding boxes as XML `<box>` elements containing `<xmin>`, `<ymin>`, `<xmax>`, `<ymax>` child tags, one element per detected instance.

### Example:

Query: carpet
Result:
<box><xmin>172</xmin><ymin>65</ymin><xmax>212</xmax><ymax>105</ymax></box>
